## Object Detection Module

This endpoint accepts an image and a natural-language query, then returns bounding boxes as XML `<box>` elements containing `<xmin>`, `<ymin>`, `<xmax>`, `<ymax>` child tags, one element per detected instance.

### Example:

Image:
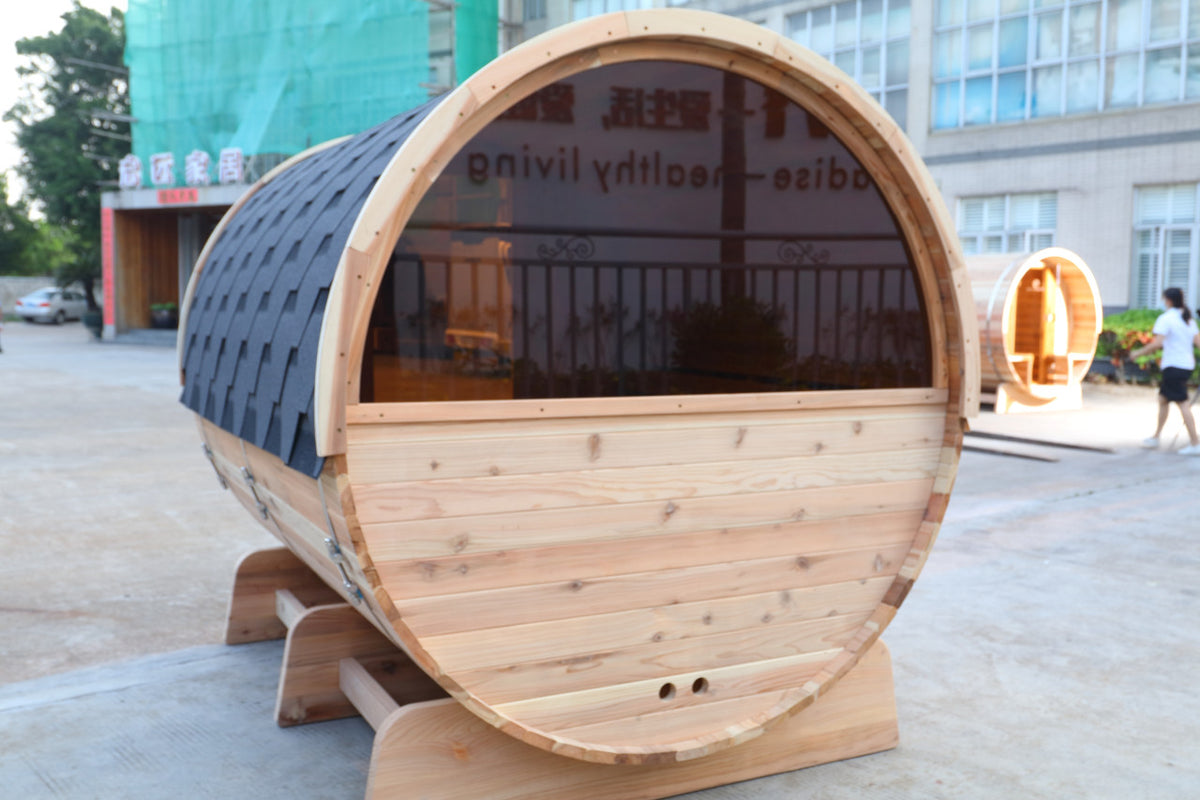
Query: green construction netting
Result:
<box><xmin>455</xmin><ymin>0</ymin><xmax>499</xmax><ymax>85</ymax></box>
<box><xmin>125</xmin><ymin>0</ymin><xmax>478</xmax><ymax>185</ymax></box>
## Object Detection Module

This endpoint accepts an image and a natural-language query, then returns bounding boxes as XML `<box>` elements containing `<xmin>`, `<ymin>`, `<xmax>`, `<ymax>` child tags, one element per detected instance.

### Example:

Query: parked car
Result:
<box><xmin>14</xmin><ymin>287</ymin><xmax>89</xmax><ymax>324</ymax></box>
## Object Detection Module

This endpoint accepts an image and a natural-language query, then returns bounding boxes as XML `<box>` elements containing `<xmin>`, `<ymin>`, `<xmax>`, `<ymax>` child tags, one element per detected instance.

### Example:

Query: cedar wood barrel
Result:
<box><xmin>969</xmin><ymin>248</ymin><xmax>1101</xmax><ymax>409</ymax></box>
<box><xmin>179</xmin><ymin>10</ymin><xmax>980</xmax><ymax>765</ymax></box>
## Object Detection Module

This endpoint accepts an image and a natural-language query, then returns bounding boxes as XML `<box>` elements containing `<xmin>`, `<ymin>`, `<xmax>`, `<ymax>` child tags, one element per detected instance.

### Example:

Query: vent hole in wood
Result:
<box><xmin>658</xmin><ymin>682</ymin><xmax>676</xmax><ymax>700</ymax></box>
<box><xmin>692</xmin><ymin>677</ymin><xmax>709</xmax><ymax>694</ymax></box>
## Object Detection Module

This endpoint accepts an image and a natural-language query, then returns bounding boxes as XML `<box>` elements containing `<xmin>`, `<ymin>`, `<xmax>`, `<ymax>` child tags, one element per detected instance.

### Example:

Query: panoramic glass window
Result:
<box><xmin>360</xmin><ymin>60</ymin><xmax>931</xmax><ymax>403</ymax></box>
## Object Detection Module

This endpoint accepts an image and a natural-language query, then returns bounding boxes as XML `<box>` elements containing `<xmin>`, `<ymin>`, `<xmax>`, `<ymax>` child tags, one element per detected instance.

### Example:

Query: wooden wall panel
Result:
<box><xmin>115</xmin><ymin>210</ymin><xmax>178</xmax><ymax>330</ymax></box>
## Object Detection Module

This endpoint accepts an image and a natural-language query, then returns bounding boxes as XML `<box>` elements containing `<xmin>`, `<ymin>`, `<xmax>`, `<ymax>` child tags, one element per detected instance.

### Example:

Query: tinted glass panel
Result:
<box><xmin>361</xmin><ymin>61</ymin><xmax>931</xmax><ymax>403</ymax></box>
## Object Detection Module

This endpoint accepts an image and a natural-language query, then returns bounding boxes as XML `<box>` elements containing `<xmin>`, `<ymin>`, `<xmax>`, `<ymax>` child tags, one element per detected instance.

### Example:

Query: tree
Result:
<box><xmin>0</xmin><ymin>174</ymin><xmax>38</xmax><ymax>274</ymax></box>
<box><xmin>4</xmin><ymin>2</ymin><xmax>127</xmax><ymax>309</ymax></box>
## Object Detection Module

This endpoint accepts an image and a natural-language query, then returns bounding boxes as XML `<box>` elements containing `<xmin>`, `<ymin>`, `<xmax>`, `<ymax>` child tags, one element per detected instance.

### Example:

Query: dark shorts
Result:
<box><xmin>1160</xmin><ymin>367</ymin><xmax>1192</xmax><ymax>403</ymax></box>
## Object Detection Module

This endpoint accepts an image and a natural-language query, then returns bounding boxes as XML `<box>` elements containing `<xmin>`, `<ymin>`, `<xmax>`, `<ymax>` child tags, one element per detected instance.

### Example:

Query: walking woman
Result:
<box><xmin>1132</xmin><ymin>287</ymin><xmax>1200</xmax><ymax>455</ymax></box>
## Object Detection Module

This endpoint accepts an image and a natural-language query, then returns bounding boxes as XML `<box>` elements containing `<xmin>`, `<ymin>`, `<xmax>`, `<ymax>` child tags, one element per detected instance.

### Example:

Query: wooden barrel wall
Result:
<box><xmin>969</xmin><ymin>248</ymin><xmax>1102</xmax><ymax>410</ymax></box>
<box><xmin>180</xmin><ymin>10</ymin><xmax>979</xmax><ymax>766</ymax></box>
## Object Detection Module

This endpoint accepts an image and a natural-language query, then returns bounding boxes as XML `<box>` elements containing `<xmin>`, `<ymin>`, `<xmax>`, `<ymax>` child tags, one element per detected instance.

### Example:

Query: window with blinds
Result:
<box><xmin>957</xmin><ymin>191</ymin><xmax>1057</xmax><ymax>254</ymax></box>
<box><xmin>1132</xmin><ymin>183</ymin><xmax>1199</xmax><ymax>308</ymax></box>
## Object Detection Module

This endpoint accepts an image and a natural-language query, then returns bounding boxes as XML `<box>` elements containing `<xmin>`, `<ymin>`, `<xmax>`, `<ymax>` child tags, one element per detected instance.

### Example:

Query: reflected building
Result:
<box><xmin>506</xmin><ymin>0</ymin><xmax>1200</xmax><ymax>311</ymax></box>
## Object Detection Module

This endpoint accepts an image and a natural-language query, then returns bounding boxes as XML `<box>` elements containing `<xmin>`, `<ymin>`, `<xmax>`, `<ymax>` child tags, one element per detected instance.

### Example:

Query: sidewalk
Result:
<box><xmin>2</xmin><ymin>321</ymin><xmax>1198</xmax><ymax>799</ymax></box>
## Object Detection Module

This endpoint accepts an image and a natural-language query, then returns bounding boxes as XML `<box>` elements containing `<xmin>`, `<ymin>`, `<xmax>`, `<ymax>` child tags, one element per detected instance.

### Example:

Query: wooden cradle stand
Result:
<box><xmin>227</xmin><ymin>548</ymin><xmax>899</xmax><ymax>800</ymax></box>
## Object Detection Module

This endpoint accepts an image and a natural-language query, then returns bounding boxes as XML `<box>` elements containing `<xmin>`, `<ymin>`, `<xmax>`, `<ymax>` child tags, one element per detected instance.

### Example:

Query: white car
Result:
<box><xmin>15</xmin><ymin>287</ymin><xmax>89</xmax><ymax>324</ymax></box>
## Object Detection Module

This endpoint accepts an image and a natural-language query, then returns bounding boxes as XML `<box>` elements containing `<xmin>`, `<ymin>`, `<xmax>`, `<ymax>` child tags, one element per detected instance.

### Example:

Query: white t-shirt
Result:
<box><xmin>1152</xmin><ymin>307</ymin><xmax>1199</xmax><ymax>370</ymax></box>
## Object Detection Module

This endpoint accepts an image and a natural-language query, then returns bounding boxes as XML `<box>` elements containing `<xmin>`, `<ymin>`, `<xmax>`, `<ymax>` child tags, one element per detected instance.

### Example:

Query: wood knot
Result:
<box><xmin>792</xmin><ymin>509</ymin><xmax>806</xmax><ymax>521</ymax></box>
<box><xmin>651</xmin><ymin>632</ymin><xmax>664</xmax><ymax>642</ymax></box>
<box><xmin>735</xmin><ymin>427</ymin><xmax>747</xmax><ymax>447</ymax></box>
<box><xmin>663</xmin><ymin>501</ymin><xmax>678</xmax><ymax>521</ymax></box>
<box><xmin>418</xmin><ymin>561</ymin><xmax>438</xmax><ymax>578</ymax></box>
<box><xmin>489</xmin><ymin>465</ymin><xmax>501</xmax><ymax>476</ymax></box>
<box><xmin>853</xmin><ymin>421</ymin><xmax>863</xmax><ymax>434</ymax></box>
<box><xmin>779</xmin><ymin>590</ymin><xmax>793</xmax><ymax>606</ymax></box>
<box><xmin>873</xmin><ymin>554</ymin><xmax>886</xmax><ymax>572</ymax></box>
<box><xmin>795</xmin><ymin>556</ymin><xmax>811</xmax><ymax>570</ymax></box>
<box><xmin>701</xmin><ymin>613</ymin><xmax>714</xmax><ymax>625</ymax></box>
<box><xmin>587</xmin><ymin>433</ymin><xmax>602</xmax><ymax>462</ymax></box>
<box><xmin>568</xmin><ymin>580</ymin><xmax>584</xmax><ymax>591</ymax></box>
<box><xmin>760</xmin><ymin>613</ymin><xmax>773</xmax><ymax>623</ymax></box>
<box><xmin>456</xmin><ymin>564</ymin><xmax>469</xmax><ymax>575</ymax></box>
<box><xmin>813</xmin><ymin>442</ymin><xmax>824</xmax><ymax>454</ymax></box>
<box><xmin>429</xmin><ymin>459</ymin><xmax>439</xmax><ymax>471</ymax></box>
<box><xmin>450</xmin><ymin>535</ymin><xmax>470</xmax><ymax>553</ymax></box>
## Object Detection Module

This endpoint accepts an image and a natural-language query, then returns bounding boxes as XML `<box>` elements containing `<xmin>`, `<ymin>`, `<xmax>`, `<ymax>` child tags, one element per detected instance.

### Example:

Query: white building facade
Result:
<box><xmin>502</xmin><ymin>0</ymin><xmax>1200</xmax><ymax>310</ymax></box>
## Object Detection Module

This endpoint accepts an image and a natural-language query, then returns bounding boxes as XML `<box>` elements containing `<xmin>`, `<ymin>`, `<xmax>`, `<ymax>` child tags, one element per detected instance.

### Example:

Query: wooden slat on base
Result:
<box><xmin>359</xmin><ymin>640</ymin><xmax>898</xmax><ymax>800</ymax></box>
<box><xmin>224</xmin><ymin>547</ymin><xmax>342</xmax><ymax>644</ymax></box>
<box><xmin>274</xmin><ymin>601</ymin><xmax>447</xmax><ymax>727</ymax></box>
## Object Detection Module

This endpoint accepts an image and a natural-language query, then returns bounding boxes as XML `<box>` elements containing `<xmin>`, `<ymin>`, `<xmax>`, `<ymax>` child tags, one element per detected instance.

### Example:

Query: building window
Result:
<box><xmin>571</xmin><ymin>0</ymin><xmax>653</xmax><ymax>20</ymax></box>
<box><xmin>932</xmin><ymin>0</ymin><xmax>1200</xmax><ymax>129</ymax></box>
<box><xmin>1132</xmin><ymin>183</ymin><xmax>1199</xmax><ymax>308</ymax></box>
<box><xmin>786</xmin><ymin>0</ymin><xmax>911</xmax><ymax>129</ymax></box>
<box><xmin>524</xmin><ymin>0</ymin><xmax>547</xmax><ymax>21</ymax></box>
<box><xmin>958</xmin><ymin>192</ymin><xmax>1057</xmax><ymax>254</ymax></box>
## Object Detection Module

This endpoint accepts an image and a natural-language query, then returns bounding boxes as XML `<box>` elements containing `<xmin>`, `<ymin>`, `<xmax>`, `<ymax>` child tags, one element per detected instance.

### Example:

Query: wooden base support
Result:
<box><xmin>225</xmin><ymin>547</ymin><xmax>341</xmax><ymax>644</ymax></box>
<box><xmin>358</xmin><ymin>641</ymin><xmax>897</xmax><ymax>800</ymax></box>
<box><xmin>993</xmin><ymin>381</ymin><xmax>1083</xmax><ymax>414</ymax></box>
<box><xmin>227</xmin><ymin>547</ymin><xmax>899</xmax><ymax>799</ymax></box>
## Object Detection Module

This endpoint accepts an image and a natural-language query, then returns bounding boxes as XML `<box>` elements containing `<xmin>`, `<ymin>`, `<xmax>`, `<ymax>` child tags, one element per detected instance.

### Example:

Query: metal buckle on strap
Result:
<box><xmin>239</xmin><ymin>466</ymin><xmax>270</xmax><ymax>520</ymax></box>
<box><xmin>201</xmin><ymin>443</ymin><xmax>229</xmax><ymax>489</ymax></box>
<box><xmin>325</xmin><ymin>537</ymin><xmax>365</xmax><ymax>604</ymax></box>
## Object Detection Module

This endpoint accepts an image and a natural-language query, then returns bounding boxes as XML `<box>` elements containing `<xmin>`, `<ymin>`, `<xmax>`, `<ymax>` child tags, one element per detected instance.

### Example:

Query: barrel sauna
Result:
<box><xmin>969</xmin><ymin>248</ymin><xmax>1102</xmax><ymax>413</ymax></box>
<box><xmin>178</xmin><ymin>9</ymin><xmax>979</xmax><ymax>785</ymax></box>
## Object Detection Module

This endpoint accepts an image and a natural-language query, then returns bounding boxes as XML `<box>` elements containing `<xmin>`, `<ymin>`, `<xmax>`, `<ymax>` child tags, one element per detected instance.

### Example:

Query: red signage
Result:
<box><xmin>101</xmin><ymin>207</ymin><xmax>114</xmax><ymax>328</ymax></box>
<box><xmin>157</xmin><ymin>188</ymin><xmax>199</xmax><ymax>205</ymax></box>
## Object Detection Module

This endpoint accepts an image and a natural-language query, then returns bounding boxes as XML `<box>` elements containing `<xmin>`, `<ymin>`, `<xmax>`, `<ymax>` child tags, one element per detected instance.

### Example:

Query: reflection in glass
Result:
<box><xmin>888</xmin><ymin>0</ymin><xmax>911</xmax><ymax>38</ymax></box>
<box><xmin>1065</xmin><ymin>59</ymin><xmax>1099</xmax><ymax>112</ymax></box>
<box><xmin>862</xmin><ymin>47</ymin><xmax>882</xmax><ymax>87</ymax></box>
<box><xmin>1000</xmin><ymin>0</ymin><xmax>1029</xmax><ymax>13</ymax></box>
<box><xmin>885</xmin><ymin>88</ymin><xmax>909</xmax><ymax>127</ymax></box>
<box><xmin>1145</xmin><ymin>47</ymin><xmax>1182</xmax><ymax>103</ymax></box>
<box><xmin>1033</xmin><ymin>65</ymin><xmax>1063</xmax><ymax>115</ymax></box>
<box><xmin>861</xmin><ymin>0</ymin><xmax>884</xmax><ymax>42</ymax></box>
<box><xmin>968</xmin><ymin>0</ymin><xmax>995</xmax><ymax>21</ymax></box>
<box><xmin>969</xmin><ymin>24</ymin><xmax>995</xmax><ymax>70</ymax></box>
<box><xmin>1189</xmin><ymin>46</ymin><xmax>1200</xmax><ymax>98</ymax></box>
<box><xmin>937</xmin><ymin>0</ymin><xmax>964</xmax><ymax>27</ymax></box>
<box><xmin>812</xmin><ymin>7</ymin><xmax>833</xmax><ymax>52</ymax></box>
<box><xmin>965</xmin><ymin>75</ymin><xmax>994</xmax><ymax>123</ymax></box>
<box><xmin>1035</xmin><ymin>11</ymin><xmax>1063</xmax><ymax>60</ymax></box>
<box><xmin>1191</xmin><ymin>0</ymin><xmax>1200</xmax><ymax>38</ymax></box>
<box><xmin>997</xmin><ymin>71</ymin><xmax>1027</xmax><ymax>119</ymax></box>
<box><xmin>999</xmin><ymin>17</ymin><xmax>1029</xmax><ymax>67</ymax></box>
<box><xmin>934</xmin><ymin>30</ymin><xmax>964</xmax><ymax>78</ymax></box>
<box><xmin>1107</xmin><ymin>0</ymin><xmax>1141</xmax><ymax>51</ymax></box>
<box><xmin>835</xmin><ymin>50</ymin><xmax>856</xmax><ymax>74</ymax></box>
<box><xmin>1105</xmin><ymin>53</ymin><xmax>1139</xmax><ymax>107</ymax></box>
<box><xmin>887</xmin><ymin>38</ymin><xmax>910</xmax><ymax>84</ymax></box>
<box><xmin>836</xmin><ymin>1</ymin><xmax>858</xmax><ymax>47</ymax></box>
<box><xmin>1149</xmin><ymin>0</ymin><xmax>1182</xmax><ymax>43</ymax></box>
<box><xmin>934</xmin><ymin>80</ymin><xmax>962</xmax><ymax>127</ymax></box>
<box><xmin>1068</xmin><ymin>4</ymin><xmax>1100</xmax><ymax>57</ymax></box>
<box><xmin>361</xmin><ymin>62</ymin><xmax>932</xmax><ymax>404</ymax></box>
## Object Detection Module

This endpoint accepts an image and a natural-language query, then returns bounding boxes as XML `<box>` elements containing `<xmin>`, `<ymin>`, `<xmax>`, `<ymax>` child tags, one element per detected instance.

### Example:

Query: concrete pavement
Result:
<box><xmin>1</xmin><ymin>321</ymin><xmax>1198</xmax><ymax>799</ymax></box>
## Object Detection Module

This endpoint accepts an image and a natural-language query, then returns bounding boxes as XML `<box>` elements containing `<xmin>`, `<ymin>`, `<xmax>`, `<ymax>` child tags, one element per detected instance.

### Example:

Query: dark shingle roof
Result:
<box><xmin>180</xmin><ymin>99</ymin><xmax>441</xmax><ymax>477</ymax></box>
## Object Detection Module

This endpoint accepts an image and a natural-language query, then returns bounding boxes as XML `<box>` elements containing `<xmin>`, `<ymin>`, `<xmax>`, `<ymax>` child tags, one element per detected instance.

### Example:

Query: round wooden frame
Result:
<box><xmin>313</xmin><ymin>9</ymin><xmax>979</xmax><ymax>454</ymax></box>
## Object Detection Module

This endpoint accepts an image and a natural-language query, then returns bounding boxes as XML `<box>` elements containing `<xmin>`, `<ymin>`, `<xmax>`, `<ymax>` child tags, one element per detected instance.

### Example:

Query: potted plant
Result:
<box><xmin>150</xmin><ymin>302</ymin><xmax>179</xmax><ymax>329</ymax></box>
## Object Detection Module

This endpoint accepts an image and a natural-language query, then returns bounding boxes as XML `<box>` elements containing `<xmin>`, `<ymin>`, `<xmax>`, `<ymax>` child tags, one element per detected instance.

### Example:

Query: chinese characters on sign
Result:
<box><xmin>118</xmin><ymin>147</ymin><xmax>245</xmax><ymax>191</ymax></box>
<box><xmin>150</xmin><ymin>152</ymin><xmax>175</xmax><ymax>187</ymax></box>
<box><xmin>499</xmin><ymin>84</ymin><xmax>576</xmax><ymax>124</ymax></box>
<box><xmin>601</xmin><ymin>88</ymin><xmax>712</xmax><ymax>132</ymax></box>
<box><xmin>218</xmin><ymin>148</ymin><xmax>244</xmax><ymax>184</ymax></box>
<box><xmin>185</xmin><ymin>150</ymin><xmax>212</xmax><ymax>186</ymax></box>
<box><xmin>118</xmin><ymin>154</ymin><xmax>143</xmax><ymax>190</ymax></box>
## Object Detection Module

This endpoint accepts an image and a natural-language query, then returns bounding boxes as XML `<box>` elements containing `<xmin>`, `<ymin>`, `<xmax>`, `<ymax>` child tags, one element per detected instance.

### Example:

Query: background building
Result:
<box><xmin>102</xmin><ymin>0</ymin><xmax>497</xmax><ymax>338</ymax></box>
<box><xmin>504</xmin><ymin>0</ymin><xmax>1200</xmax><ymax>312</ymax></box>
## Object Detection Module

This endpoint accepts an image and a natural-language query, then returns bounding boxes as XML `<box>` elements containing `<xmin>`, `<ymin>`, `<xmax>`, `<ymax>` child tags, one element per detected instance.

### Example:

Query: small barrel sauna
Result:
<box><xmin>178</xmin><ymin>10</ymin><xmax>979</xmax><ymax>793</ymax></box>
<box><xmin>969</xmin><ymin>248</ymin><xmax>1102</xmax><ymax>413</ymax></box>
